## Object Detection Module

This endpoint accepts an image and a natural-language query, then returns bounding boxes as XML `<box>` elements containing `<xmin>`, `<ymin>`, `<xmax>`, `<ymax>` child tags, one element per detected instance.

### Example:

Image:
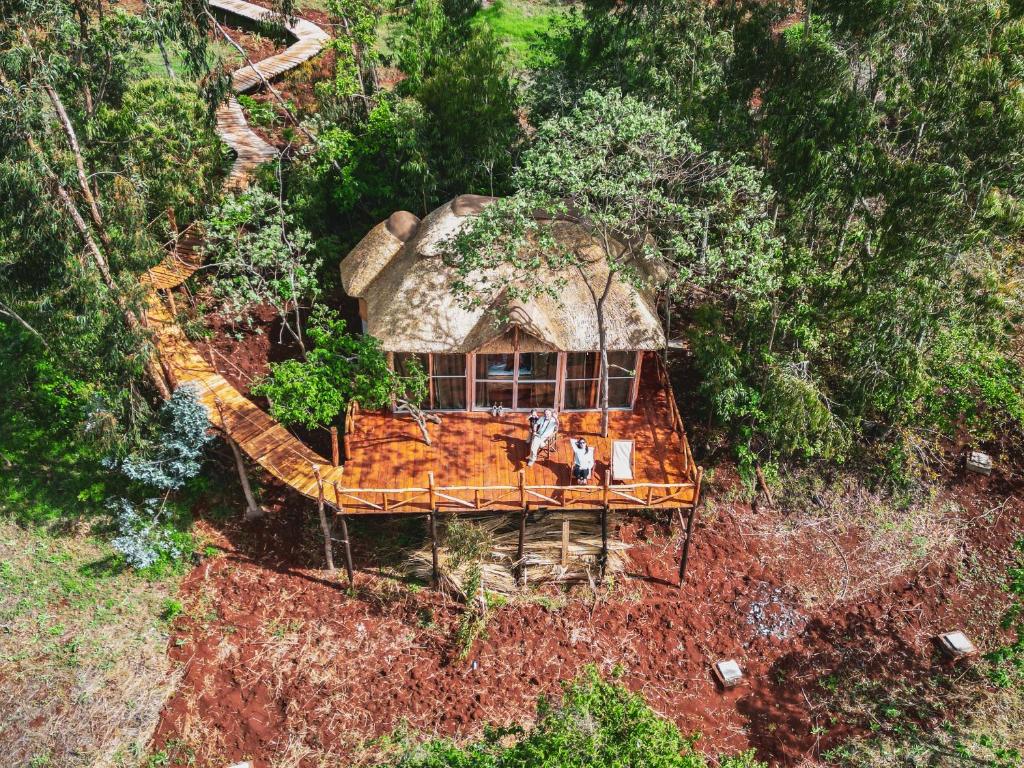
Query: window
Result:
<box><xmin>562</xmin><ymin>351</ymin><xmax>638</xmax><ymax>410</ymax></box>
<box><xmin>516</xmin><ymin>352</ymin><xmax>557</xmax><ymax>410</ymax></box>
<box><xmin>430</xmin><ymin>354</ymin><xmax>467</xmax><ymax>410</ymax></box>
<box><xmin>474</xmin><ymin>352</ymin><xmax>557</xmax><ymax>410</ymax></box>
<box><xmin>475</xmin><ymin>353</ymin><xmax>515</xmax><ymax>410</ymax></box>
<box><xmin>605</xmin><ymin>351</ymin><xmax>638</xmax><ymax>408</ymax></box>
<box><xmin>393</xmin><ymin>353</ymin><xmax>467</xmax><ymax>411</ymax></box>
<box><xmin>563</xmin><ymin>352</ymin><xmax>599</xmax><ymax>410</ymax></box>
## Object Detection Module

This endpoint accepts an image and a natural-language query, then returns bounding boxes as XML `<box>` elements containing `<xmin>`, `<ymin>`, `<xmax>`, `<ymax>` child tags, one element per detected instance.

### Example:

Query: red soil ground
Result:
<box><xmin>151</xmin><ymin>458</ymin><xmax>1023</xmax><ymax>767</ymax></box>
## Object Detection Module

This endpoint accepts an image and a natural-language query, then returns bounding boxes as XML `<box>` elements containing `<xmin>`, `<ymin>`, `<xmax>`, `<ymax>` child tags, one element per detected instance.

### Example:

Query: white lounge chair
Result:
<box><xmin>611</xmin><ymin>440</ymin><xmax>634</xmax><ymax>482</ymax></box>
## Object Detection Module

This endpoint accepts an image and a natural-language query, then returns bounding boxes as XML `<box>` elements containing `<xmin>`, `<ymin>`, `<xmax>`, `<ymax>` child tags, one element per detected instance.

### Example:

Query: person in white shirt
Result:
<box><xmin>527</xmin><ymin>408</ymin><xmax>558</xmax><ymax>466</ymax></box>
<box><xmin>571</xmin><ymin>437</ymin><xmax>595</xmax><ymax>483</ymax></box>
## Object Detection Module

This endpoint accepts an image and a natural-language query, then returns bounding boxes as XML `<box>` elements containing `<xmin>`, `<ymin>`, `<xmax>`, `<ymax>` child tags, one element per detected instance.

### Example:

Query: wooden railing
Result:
<box><xmin>320</xmin><ymin>468</ymin><xmax>698</xmax><ymax>515</ymax></box>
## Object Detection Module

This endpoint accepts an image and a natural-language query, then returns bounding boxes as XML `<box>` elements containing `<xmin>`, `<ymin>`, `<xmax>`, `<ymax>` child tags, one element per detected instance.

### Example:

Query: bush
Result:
<box><xmin>389</xmin><ymin>667</ymin><xmax>766</xmax><ymax>768</ymax></box>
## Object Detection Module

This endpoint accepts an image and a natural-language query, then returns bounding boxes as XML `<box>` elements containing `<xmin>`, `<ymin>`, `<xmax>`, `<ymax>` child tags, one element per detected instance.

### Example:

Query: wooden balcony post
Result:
<box><xmin>330</xmin><ymin>425</ymin><xmax>340</xmax><ymax>467</ymax></box>
<box><xmin>561</xmin><ymin>519</ymin><xmax>570</xmax><ymax>567</ymax></box>
<box><xmin>312</xmin><ymin>464</ymin><xmax>335</xmax><ymax>574</ymax></box>
<box><xmin>678</xmin><ymin>467</ymin><xmax>704</xmax><ymax>585</ymax></box>
<box><xmin>427</xmin><ymin>470</ymin><xmax>439</xmax><ymax>587</ymax></box>
<box><xmin>518</xmin><ymin>468</ymin><xmax>527</xmax><ymax>511</ymax></box>
<box><xmin>602</xmin><ymin>471</ymin><xmax>611</xmax><ymax>507</ymax></box>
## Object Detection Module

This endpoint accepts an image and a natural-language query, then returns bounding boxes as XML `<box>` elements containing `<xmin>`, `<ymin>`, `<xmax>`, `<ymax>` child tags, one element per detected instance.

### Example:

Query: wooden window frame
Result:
<box><xmin>470</xmin><ymin>352</ymin><xmax>559</xmax><ymax>412</ymax></box>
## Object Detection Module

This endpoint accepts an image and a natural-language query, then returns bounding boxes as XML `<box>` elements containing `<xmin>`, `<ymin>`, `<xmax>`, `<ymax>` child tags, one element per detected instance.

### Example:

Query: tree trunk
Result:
<box><xmin>33</xmin><ymin>140</ymin><xmax>172</xmax><ymax>400</ymax></box>
<box><xmin>41</xmin><ymin>82</ymin><xmax>110</xmax><ymax>248</ymax></box>
<box><xmin>227</xmin><ymin>436</ymin><xmax>263</xmax><ymax>520</ymax></box>
<box><xmin>597</xmin><ymin>301</ymin><xmax>610</xmax><ymax>438</ymax></box>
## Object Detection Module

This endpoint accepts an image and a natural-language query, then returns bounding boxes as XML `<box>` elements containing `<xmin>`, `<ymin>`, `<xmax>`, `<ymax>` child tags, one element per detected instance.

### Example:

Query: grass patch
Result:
<box><xmin>0</xmin><ymin>520</ymin><xmax>183</xmax><ymax>766</ymax></box>
<box><xmin>475</xmin><ymin>0</ymin><xmax>565</xmax><ymax>68</ymax></box>
<box><xmin>140</xmin><ymin>39</ymin><xmax>243</xmax><ymax>80</ymax></box>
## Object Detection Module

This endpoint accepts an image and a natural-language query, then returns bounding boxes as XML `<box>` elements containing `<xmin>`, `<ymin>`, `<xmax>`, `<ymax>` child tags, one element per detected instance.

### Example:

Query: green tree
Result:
<box><xmin>447</xmin><ymin>89</ymin><xmax>779</xmax><ymax>436</ymax></box>
<box><xmin>202</xmin><ymin>186</ymin><xmax>321</xmax><ymax>354</ymax></box>
<box><xmin>389</xmin><ymin>666</ymin><xmax>767</xmax><ymax>768</ymax></box>
<box><xmin>253</xmin><ymin>306</ymin><xmax>434</xmax><ymax>440</ymax></box>
<box><xmin>0</xmin><ymin>0</ymin><xmax>222</xmax><ymax>431</ymax></box>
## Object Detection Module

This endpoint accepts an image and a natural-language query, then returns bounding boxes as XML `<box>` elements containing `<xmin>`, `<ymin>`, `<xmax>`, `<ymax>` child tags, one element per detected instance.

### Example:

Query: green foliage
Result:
<box><xmin>526</xmin><ymin>0</ymin><xmax>1024</xmax><ymax>473</ymax></box>
<box><xmin>253</xmin><ymin>306</ymin><xmax>428</xmax><ymax>429</ymax></box>
<box><xmin>986</xmin><ymin>539</ymin><xmax>1024</xmax><ymax>689</ymax></box>
<box><xmin>474</xmin><ymin>0</ymin><xmax>564</xmax><ymax>69</ymax></box>
<box><xmin>202</xmin><ymin>186</ymin><xmax>321</xmax><ymax>345</ymax></box>
<box><xmin>0</xmin><ymin>328</ymin><xmax>111</xmax><ymax>527</ymax></box>
<box><xmin>237</xmin><ymin>93</ymin><xmax>278</xmax><ymax>128</ymax></box>
<box><xmin>109</xmin><ymin>385</ymin><xmax>212</xmax><ymax>491</ymax></box>
<box><xmin>388</xmin><ymin>667</ymin><xmax>767</xmax><ymax>767</ymax></box>
<box><xmin>96</xmin><ymin>77</ymin><xmax>224</xmax><ymax>225</ymax></box>
<box><xmin>291</xmin><ymin>0</ymin><xmax>522</xmax><ymax>238</ymax></box>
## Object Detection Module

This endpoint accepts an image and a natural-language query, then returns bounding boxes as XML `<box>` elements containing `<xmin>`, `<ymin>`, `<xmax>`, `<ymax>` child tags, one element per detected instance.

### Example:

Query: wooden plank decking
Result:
<box><xmin>338</xmin><ymin>358</ymin><xmax>699</xmax><ymax>514</ymax></box>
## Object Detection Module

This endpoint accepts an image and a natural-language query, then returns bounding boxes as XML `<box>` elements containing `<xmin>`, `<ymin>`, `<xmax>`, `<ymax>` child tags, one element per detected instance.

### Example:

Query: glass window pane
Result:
<box><xmin>477</xmin><ymin>354</ymin><xmax>515</xmax><ymax>380</ymax></box>
<box><xmin>432</xmin><ymin>353</ymin><xmax>466</xmax><ymax>377</ymax></box>
<box><xmin>606</xmin><ymin>351</ymin><xmax>637</xmax><ymax>377</ymax></box>
<box><xmin>518</xmin><ymin>352</ymin><xmax>557</xmax><ymax>381</ymax></box>
<box><xmin>433</xmin><ymin>377</ymin><xmax>466</xmax><ymax>410</ymax></box>
<box><xmin>517</xmin><ymin>382</ymin><xmax>556</xmax><ymax>410</ymax></box>
<box><xmin>565</xmin><ymin>352</ymin><xmax>598</xmax><ymax>380</ymax></box>
<box><xmin>607</xmin><ymin>377</ymin><xmax>634</xmax><ymax>408</ymax></box>
<box><xmin>476</xmin><ymin>381</ymin><xmax>514</xmax><ymax>410</ymax></box>
<box><xmin>564</xmin><ymin>378</ymin><xmax>598</xmax><ymax>410</ymax></box>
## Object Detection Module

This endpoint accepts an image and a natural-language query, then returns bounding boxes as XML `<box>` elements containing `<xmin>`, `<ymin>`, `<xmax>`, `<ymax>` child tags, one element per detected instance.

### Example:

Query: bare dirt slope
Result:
<box><xmin>150</xmin><ymin>464</ymin><xmax>1023</xmax><ymax>767</ymax></box>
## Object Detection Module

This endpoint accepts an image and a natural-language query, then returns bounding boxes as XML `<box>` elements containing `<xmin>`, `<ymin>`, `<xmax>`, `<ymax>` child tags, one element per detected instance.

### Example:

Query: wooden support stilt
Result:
<box><xmin>332</xmin><ymin>480</ymin><xmax>354</xmax><ymax>586</ymax></box>
<box><xmin>429</xmin><ymin>510</ymin><xmax>439</xmax><ymax>588</ymax></box>
<box><xmin>313</xmin><ymin>464</ymin><xmax>335</xmax><ymax>573</ymax></box>
<box><xmin>516</xmin><ymin>510</ymin><xmax>526</xmax><ymax>585</ymax></box>
<box><xmin>678</xmin><ymin>467</ymin><xmax>704</xmax><ymax>585</ymax></box>
<box><xmin>600</xmin><ymin>505</ymin><xmax>609</xmax><ymax>580</ymax></box>
<box><xmin>165</xmin><ymin>288</ymin><xmax>178</xmax><ymax>317</ymax></box>
<box><xmin>338</xmin><ymin>512</ymin><xmax>354</xmax><ymax>586</ymax></box>
<box><xmin>561</xmin><ymin>519</ymin><xmax>570</xmax><ymax>567</ymax></box>
<box><xmin>228</xmin><ymin>436</ymin><xmax>263</xmax><ymax>520</ymax></box>
<box><xmin>216</xmin><ymin>397</ymin><xmax>261</xmax><ymax>520</ymax></box>
<box><xmin>330</xmin><ymin>425</ymin><xmax>340</xmax><ymax>468</ymax></box>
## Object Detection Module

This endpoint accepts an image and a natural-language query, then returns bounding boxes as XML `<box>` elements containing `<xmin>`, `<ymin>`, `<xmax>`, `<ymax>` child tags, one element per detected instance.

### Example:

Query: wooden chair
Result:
<box><xmin>611</xmin><ymin>440</ymin><xmax>634</xmax><ymax>482</ymax></box>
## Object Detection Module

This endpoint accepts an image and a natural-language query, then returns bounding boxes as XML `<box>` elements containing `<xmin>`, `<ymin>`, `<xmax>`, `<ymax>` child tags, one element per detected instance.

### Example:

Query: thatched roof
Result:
<box><xmin>339</xmin><ymin>196</ymin><xmax>666</xmax><ymax>353</ymax></box>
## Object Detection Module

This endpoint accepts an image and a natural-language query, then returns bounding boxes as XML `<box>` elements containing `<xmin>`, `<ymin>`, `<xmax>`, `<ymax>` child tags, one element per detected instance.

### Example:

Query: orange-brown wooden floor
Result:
<box><xmin>338</xmin><ymin>364</ymin><xmax>699</xmax><ymax>513</ymax></box>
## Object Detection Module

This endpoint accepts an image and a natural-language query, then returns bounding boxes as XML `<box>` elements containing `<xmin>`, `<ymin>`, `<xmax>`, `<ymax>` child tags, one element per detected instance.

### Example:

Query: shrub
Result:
<box><xmin>389</xmin><ymin>667</ymin><xmax>767</xmax><ymax>768</ymax></box>
<box><xmin>113</xmin><ymin>384</ymin><xmax>212</xmax><ymax>491</ymax></box>
<box><xmin>109</xmin><ymin>497</ymin><xmax>190</xmax><ymax>571</ymax></box>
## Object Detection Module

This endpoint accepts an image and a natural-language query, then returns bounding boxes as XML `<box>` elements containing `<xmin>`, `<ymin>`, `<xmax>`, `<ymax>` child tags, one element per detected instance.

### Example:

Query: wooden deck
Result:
<box><xmin>338</xmin><ymin>358</ymin><xmax>700</xmax><ymax>514</ymax></box>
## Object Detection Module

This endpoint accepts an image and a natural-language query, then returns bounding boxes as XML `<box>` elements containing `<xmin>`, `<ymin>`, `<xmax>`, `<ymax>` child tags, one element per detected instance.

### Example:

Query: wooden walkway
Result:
<box><xmin>144</xmin><ymin>0</ymin><xmax>346</xmax><ymax>503</ymax></box>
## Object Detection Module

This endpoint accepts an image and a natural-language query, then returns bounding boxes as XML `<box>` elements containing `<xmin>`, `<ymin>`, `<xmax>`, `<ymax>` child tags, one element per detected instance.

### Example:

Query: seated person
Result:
<box><xmin>527</xmin><ymin>408</ymin><xmax>558</xmax><ymax>466</ymax></box>
<box><xmin>527</xmin><ymin>408</ymin><xmax>540</xmax><ymax>436</ymax></box>
<box><xmin>571</xmin><ymin>437</ymin><xmax>595</xmax><ymax>483</ymax></box>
